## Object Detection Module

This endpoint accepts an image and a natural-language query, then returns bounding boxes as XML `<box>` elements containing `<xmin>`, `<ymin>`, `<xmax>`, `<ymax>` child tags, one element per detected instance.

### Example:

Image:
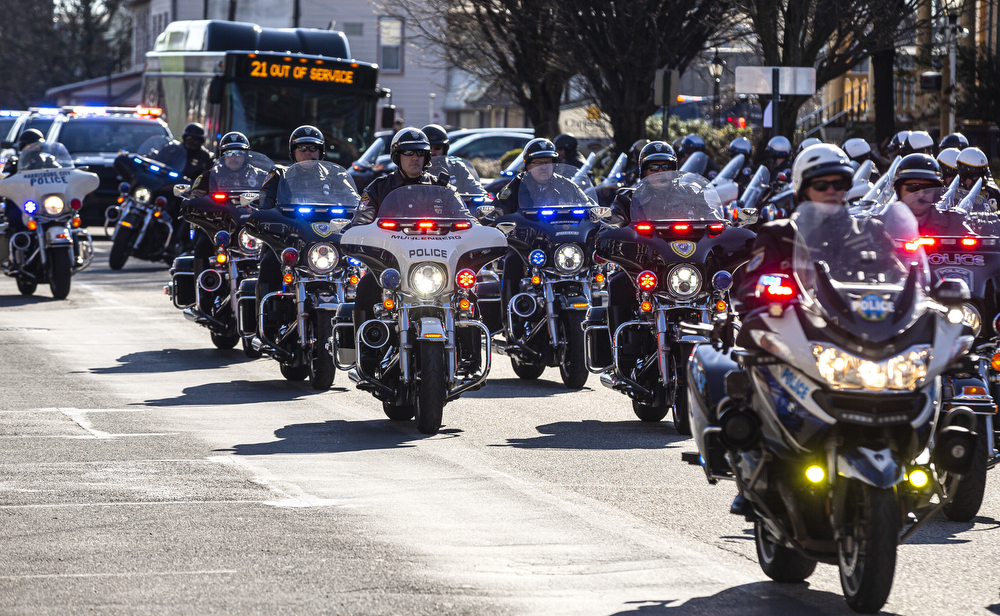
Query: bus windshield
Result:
<box><xmin>226</xmin><ymin>80</ymin><xmax>375</xmax><ymax>169</ymax></box>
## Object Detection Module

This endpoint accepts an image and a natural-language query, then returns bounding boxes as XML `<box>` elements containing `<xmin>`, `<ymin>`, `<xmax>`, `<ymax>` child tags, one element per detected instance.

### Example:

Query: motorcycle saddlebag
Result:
<box><xmin>476</xmin><ymin>280</ymin><xmax>503</xmax><ymax>335</ymax></box>
<box><xmin>170</xmin><ymin>255</ymin><xmax>196</xmax><ymax>308</ymax></box>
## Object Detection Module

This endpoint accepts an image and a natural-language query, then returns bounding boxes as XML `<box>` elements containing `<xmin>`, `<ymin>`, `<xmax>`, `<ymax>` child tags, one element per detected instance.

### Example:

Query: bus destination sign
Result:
<box><xmin>231</xmin><ymin>54</ymin><xmax>376</xmax><ymax>89</ymax></box>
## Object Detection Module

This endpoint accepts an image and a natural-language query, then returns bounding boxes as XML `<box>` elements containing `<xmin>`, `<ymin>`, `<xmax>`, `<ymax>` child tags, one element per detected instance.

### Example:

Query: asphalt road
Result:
<box><xmin>0</xmin><ymin>240</ymin><xmax>997</xmax><ymax>616</ymax></box>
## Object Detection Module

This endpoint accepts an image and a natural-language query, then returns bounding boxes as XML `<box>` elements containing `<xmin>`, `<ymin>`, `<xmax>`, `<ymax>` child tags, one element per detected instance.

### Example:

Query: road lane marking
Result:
<box><xmin>0</xmin><ymin>570</ymin><xmax>237</xmax><ymax>580</ymax></box>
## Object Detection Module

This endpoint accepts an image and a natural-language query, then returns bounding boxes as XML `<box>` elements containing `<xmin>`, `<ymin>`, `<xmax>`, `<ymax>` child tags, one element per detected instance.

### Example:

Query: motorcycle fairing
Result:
<box><xmin>837</xmin><ymin>447</ymin><xmax>905</xmax><ymax>489</ymax></box>
<box><xmin>0</xmin><ymin>168</ymin><xmax>99</xmax><ymax>220</ymax></box>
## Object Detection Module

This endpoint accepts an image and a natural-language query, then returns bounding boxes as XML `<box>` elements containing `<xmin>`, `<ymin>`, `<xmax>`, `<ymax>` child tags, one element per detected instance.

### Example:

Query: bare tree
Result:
<box><xmin>565</xmin><ymin>0</ymin><xmax>737</xmax><ymax>154</ymax></box>
<box><xmin>737</xmin><ymin>0</ymin><xmax>919</xmax><ymax>138</ymax></box>
<box><xmin>384</xmin><ymin>0</ymin><xmax>575</xmax><ymax>137</ymax></box>
<box><xmin>0</xmin><ymin>0</ymin><xmax>59</xmax><ymax>107</ymax></box>
<box><xmin>55</xmin><ymin>0</ymin><xmax>132</xmax><ymax>82</ymax></box>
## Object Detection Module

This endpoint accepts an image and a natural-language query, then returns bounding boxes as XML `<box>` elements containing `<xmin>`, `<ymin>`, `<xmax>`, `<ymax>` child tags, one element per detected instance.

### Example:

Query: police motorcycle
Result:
<box><xmin>164</xmin><ymin>152</ymin><xmax>274</xmax><ymax>352</ymax></box>
<box><xmin>586</xmin><ymin>172</ymin><xmax>753</xmax><ymax>427</ymax></box>
<box><xmin>238</xmin><ymin>161</ymin><xmax>363</xmax><ymax>389</ymax></box>
<box><xmin>0</xmin><ymin>142</ymin><xmax>97</xmax><ymax>299</ymax></box>
<box><xmin>687</xmin><ymin>201</ymin><xmax>981</xmax><ymax>613</ymax></box>
<box><xmin>488</xmin><ymin>163</ymin><xmax>603</xmax><ymax>389</ymax></box>
<box><xmin>339</xmin><ymin>185</ymin><xmax>507</xmax><ymax>435</ymax></box>
<box><xmin>107</xmin><ymin>136</ymin><xmax>190</xmax><ymax>269</ymax></box>
<box><xmin>428</xmin><ymin>155</ymin><xmax>491</xmax><ymax>210</ymax></box>
<box><xmin>584</xmin><ymin>152</ymin><xmax>628</xmax><ymax>207</ymax></box>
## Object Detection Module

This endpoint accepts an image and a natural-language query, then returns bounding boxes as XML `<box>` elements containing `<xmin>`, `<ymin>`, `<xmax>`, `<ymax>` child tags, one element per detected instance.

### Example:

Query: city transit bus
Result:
<box><xmin>142</xmin><ymin>20</ymin><xmax>387</xmax><ymax>167</ymax></box>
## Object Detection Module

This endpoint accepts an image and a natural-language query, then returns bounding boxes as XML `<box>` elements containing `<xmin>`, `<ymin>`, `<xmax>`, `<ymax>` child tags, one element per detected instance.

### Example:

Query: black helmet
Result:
<box><xmin>17</xmin><ymin>128</ymin><xmax>44</xmax><ymax>150</ymax></box>
<box><xmin>939</xmin><ymin>132</ymin><xmax>969</xmax><ymax>151</ymax></box>
<box><xmin>638</xmin><ymin>141</ymin><xmax>677</xmax><ymax>177</ymax></box>
<box><xmin>522</xmin><ymin>138</ymin><xmax>557</xmax><ymax>162</ymax></box>
<box><xmin>421</xmin><ymin>124</ymin><xmax>449</xmax><ymax>155</ymax></box>
<box><xmin>678</xmin><ymin>134</ymin><xmax>706</xmax><ymax>157</ymax></box>
<box><xmin>887</xmin><ymin>130</ymin><xmax>910</xmax><ymax>156</ymax></box>
<box><xmin>728</xmin><ymin>137</ymin><xmax>752</xmax><ymax>158</ymax></box>
<box><xmin>288</xmin><ymin>125</ymin><xmax>325</xmax><ymax>160</ymax></box>
<box><xmin>553</xmin><ymin>133</ymin><xmax>579</xmax><ymax>156</ymax></box>
<box><xmin>219</xmin><ymin>131</ymin><xmax>250</xmax><ymax>153</ymax></box>
<box><xmin>182</xmin><ymin>123</ymin><xmax>206</xmax><ymax>139</ymax></box>
<box><xmin>893</xmin><ymin>153</ymin><xmax>943</xmax><ymax>191</ymax></box>
<box><xmin>956</xmin><ymin>147</ymin><xmax>991</xmax><ymax>180</ymax></box>
<box><xmin>766</xmin><ymin>136</ymin><xmax>792</xmax><ymax>158</ymax></box>
<box><xmin>390</xmin><ymin>127</ymin><xmax>431</xmax><ymax>168</ymax></box>
<box><xmin>628</xmin><ymin>139</ymin><xmax>649</xmax><ymax>164</ymax></box>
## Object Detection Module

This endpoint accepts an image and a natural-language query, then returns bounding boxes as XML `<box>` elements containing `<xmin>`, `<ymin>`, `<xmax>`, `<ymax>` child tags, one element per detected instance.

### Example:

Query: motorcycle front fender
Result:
<box><xmin>44</xmin><ymin>225</ymin><xmax>72</xmax><ymax>245</ymax></box>
<box><xmin>560</xmin><ymin>294</ymin><xmax>590</xmax><ymax>310</ymax></box>
<box><xmin>416</xmin><ymin>316</ymin><xmax>446</xmax><ymax>341</ymax></box>
<box><xmin>836</xmin><ymin>447</ymin><xmax>904</xmax><ymax>489</ymax></box>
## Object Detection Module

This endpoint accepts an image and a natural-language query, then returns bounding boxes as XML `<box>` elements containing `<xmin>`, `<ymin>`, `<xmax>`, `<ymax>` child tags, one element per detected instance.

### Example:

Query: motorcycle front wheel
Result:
<box><xmin>308</xmin><ymin>316</ymin><xmax>336</xmax><ymax>391</ymax></box>
<box><xmin>48</xmin><ymin>246</ymin><xmax>73</xmax><ymax>300</ymax></box>
<box><xmin>511</xmin><ymin>356</ymin><xmax>545</xmax><ymax>380</ymax></box>
<box><xmin>108</xmin><ymin>227</ymin><xmax>133</xmax><ymax>270</ymax></box>
<box><xmin>558</xmin><ymin>311</ymin><xmax>588</xmax><ymax>389</ymax></box>
<box><xmin>279</xmin><ymin>362</ymin><xmax>309</xmax><ymax>381</ymax></box>
<box><xmin>210</xmin><ymin>331</ymin><xmax>240</xmax><ymax>350</ymax></box>
<box><xmin>942</xmin><ymin>418</ymin><xmax>988</xmax><ymax>522</ymax></box>
<box><xmin>415</xmin><ymin>341</ymin><xmax>446</xmax><ymax>435</ymax></box>
<box><xmin>838</xmin><ymin>482</ymin><xmax>899</xmax><ymax>614</ymax></box>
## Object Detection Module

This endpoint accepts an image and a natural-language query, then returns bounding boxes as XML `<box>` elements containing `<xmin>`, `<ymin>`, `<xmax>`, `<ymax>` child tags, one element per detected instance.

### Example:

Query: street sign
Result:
<box><xmin>735</xmin><ymin>67</ymin><xmax>816</xmax><ymax>96</ymax></box>
<box><xmin>653</xmin><ymin>68</ymin><xmax>680</xmax><ymax>107</ymax></box>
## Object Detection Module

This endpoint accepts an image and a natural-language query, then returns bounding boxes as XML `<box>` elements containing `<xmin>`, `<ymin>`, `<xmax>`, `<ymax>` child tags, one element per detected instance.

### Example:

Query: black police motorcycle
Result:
<box><xmin>687</xmin><ymin>201</ymin><xmax>980</xmax><ymax>613</ymax></box>
<box><xmin>489</xmin><ymin>163</ymin><xmax>603</xmax><ymax>389</ymax></box>
<box><xmin>108</xmin><ymin>136</ymin><xmax>190</xmax><ymax>269</ymax></box>
<box><xmin>237</xmin><ymin>161</ymin><xmax>363</xmax><ymax>389</ymax></box>
<box><xmin>585</xmin><ymin>173</ymin><xmax>754</xmax><ymax>427</ymax></box>
<box><xmin>164</xmin><ymin>152</ymin><xmax>273</xmax><ymax>352</ymax></box>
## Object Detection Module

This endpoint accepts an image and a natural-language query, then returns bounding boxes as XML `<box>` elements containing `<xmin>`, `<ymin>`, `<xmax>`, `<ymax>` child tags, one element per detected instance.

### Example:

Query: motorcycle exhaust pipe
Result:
<box><xmin>719</xmin><ymin>408</ymin><xmax>761</xmax><ymax>451</ymax></box>
<box><xmin>934</xmin><ymin>424</ymin><xmax>979</xmax><ymax>475</ymax></box>
<box><xmin>105</xmin><ymin>205</ymin><xmax>121</xmax><ymax>222</ymax></box>
<box><xmin>359</xmin><ymin>320</ymin><xmax>392</xmax><ymax>349</ymax></box>
<box><xmin>11</xmin><ymin>232</ymin><xmax>32</xmax><ymax>251</ymax></box>
<box><xmin>511</xmin><ymin>292</ymin><xmax>538</xmax><ymax>318</ymax></box>
<box><xmin>197</xmin><ymin>269</ymin><xmax>223</xmax><ymax>293</ymax></box>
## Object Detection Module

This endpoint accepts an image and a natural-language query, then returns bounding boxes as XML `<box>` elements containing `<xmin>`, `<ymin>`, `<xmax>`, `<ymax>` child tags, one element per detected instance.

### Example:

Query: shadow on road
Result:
<box><xmin>0</xmin><ymin>293</ymin><xmax>60</xmax><ymax>307</ymax></box>
<box><xmin>605</xmin><ymin>582</ymin><xmax>893</xmax><ymax>615</ymax></box>
<box><xmin>904</xmin><ymin>513</ymin><xmax>1000</xmax><ymax>545</ymax></box>
<box><xmin>90</xmin><ymin>347</ymin><xmax>254</xmax><ymax>375</ymax></box>
<box><xmin>465</xmin><ymin>377</ymin><xmax>594</xmax><ymax>399</ymax></box>
<box><xmin>490</xmin><ymin>420</ymin><xmax>687</xmax><ymax>450</ymax></box>
<box><xmin>217</xmin><ymin>418</ymin><xmax>454</xmax><ymax>455</ymax></box>
<box><xmin>142</xmin><ymin>379</ymin><xmax>339</xmax><ymax>407</ymax></box>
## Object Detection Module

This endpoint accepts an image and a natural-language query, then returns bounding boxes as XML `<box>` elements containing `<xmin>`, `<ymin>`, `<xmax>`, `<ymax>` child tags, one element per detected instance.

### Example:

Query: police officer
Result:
<box><xmin>939</xmin><ymin>132</ymin><xmax>969</xmax><ymax>152</ymax></box>
<box><xmin>422</xmin><ymin>123</ymin><xmax>481</xmax><ymax>191</ymax></box>
<box><xmin>621</xmin><ymin>139</ymin><xmax>650</xmax><ymax>186</ymax></box>
<box><xmin>728</xmin><ymin>137</ymin><xmax>754</xmax><ymax>192</ymax></box>
<box><xmin>937</xmin><ymin>148</ymin><xmax>961</xmax><ymax>187</ymax></box>
<box><xmin>554</xmin><ymin>133</ymin><xmax>587</xmax><ymax>170</ymax></box>
<box><xmin>351</xmin><ymin>127</ymin><xmax>452</xmax><ymax>330</ymax></box>
<box><xmin>676</xmin><ymin>134</ymin><xmax>720</xmax><ymax>178</ymax></box>
<box><xmin>765</xmin><ymin>136</ymin><xmax>793</xmax><ymax>181</ymax></box>
<box><xmin>886</xmin><ymin>130</ymin><xmax>910</xmax><ymax>158</ymax></box>
<box><xmin>157</xmin><ymin>123</ymin><xmax>215</xmax><ymax>182</ymax></box>
<box><xmin>902</xmin><ymin>131</ymin><xmax>935</xmax><ymax>156</ymax></box>
<box><xmin>842</xmin><ymin>138</ymin><xmax>879</xmax><ymax>174</ymax></box>
<box><xmin>2</xmin><ymin>129</ymin><xmax>46</xmax><ymax>239</ymax></box>
<box><xmin>892</xmin><ymin>153</ymin><xmax>970</xmax><ymax>236</ymax></box>
<box><xmin>956</xmin><ymin>147</ymin><xmax>1000</xmax><ymax>205</ymax></box>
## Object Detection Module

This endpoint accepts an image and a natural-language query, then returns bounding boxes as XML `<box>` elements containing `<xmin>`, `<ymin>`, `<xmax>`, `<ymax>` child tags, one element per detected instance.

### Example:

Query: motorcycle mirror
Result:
<box><xmin>119</xmin><ymin>181</ymin><xmax>131</xmax><ymax>194</ymax></box>
<box><xmin>476</xmin><ymin>204</ymin><xmax>496</xmax><ymax>219</ymax></box>
<box><xmin>496</xmin><ymin>221</ymin><xmax>516</xmax><ymax>236</ymax></box>
<box><xmin>932</xmin><ymin>278</ymin><xmax>971</xmax><ymax>305</ymax></box>
<box><xmin>737</xmin><ymin>208</ymin><xmax>759</xmax><ymax>226</ymax></box>
<box><xmin>589</xmin><ymin>207</ymin><xmax>612</xmax><ymax>223</ymax></box>
<box><xmin>239</xmin><ymin>193</ymin><xmax>258</xmax><ymax>208</ymax></box>
<box><xmin>173</xmin><ymin>184</ymin><xmax>190</xmax><ymax>198</ymax></box>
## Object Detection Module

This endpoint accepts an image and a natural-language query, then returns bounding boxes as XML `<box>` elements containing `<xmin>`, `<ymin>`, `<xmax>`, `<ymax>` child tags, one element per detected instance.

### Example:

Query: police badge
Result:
<box><xmin>671</xmin><ymin>241</ymin><xmax>696</xmax><ymax>258</ymax></box>
<box><xmin>312</xmin><ymin>223</ymin><xmax>334</xmax><ymax>237</ymax></box>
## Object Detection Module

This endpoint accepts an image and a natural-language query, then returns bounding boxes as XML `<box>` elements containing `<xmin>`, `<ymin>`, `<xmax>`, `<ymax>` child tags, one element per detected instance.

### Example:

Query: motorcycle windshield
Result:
<box><xmin>630</xmin><ymin>172</ymin><xmax>724</xmax><ymax>222</ymax></box>
<box><xmin>136</xmin><ymin>136</ymin><xmax>187</xmax><ymax>174</ymax></box>
<box><xmin>792</xmin><ymin>201</ymin><xmax>930</xmax><ymax>339</ymax></box>
<box><xmin>275</xmin><ymin>161</ymin><xmax>359</xmax><ymax>207</ymax></box>
<box><xmin>378</xmin><ymin>184</ymin><xmax>469</xmax><ymax>219</ymax></box>
<box><xmin>17</xmin><ymin>142</ymin><xmax>74</xmax><ymax>170</ymax></box>
<box><xmin>517</xmin><ymin>163</ymin><xmax>596</xmax><ymax>211</ymax></box>
<box><xmin>429</xmin><ymin>156</ymin><xmax>485</xmax><ymax>196</ymax></box>
<box><xmin>208</xmin><ymin>152</ymin><xmax>274</xmax><ymax>193</ymax></box>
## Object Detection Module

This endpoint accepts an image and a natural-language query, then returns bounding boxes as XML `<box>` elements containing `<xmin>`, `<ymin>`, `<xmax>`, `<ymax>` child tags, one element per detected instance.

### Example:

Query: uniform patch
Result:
<box><xmin>312</xmin><ymin>223</ymin><xmax>333</xmax><ymax>237</ymax></box>
<box><xmin>854</xmin><ymin>293</ymin><xmax>894</xmax><ymax>321</ymax></box>
<box><xmin>671</xmin><ymin>241</ymin><xmax>696</xmax><ymax>258</ymax></box>
<box><xmin>358</xmin><ymin>193</ymin><xmax>370</xmax><ymax>210</ymax></box>
<box><xmin>747</xmin><ymin>250</ymin><xmax>764</xmax><ymax>272</ymax></box>
<box><xmin>498</xmin><ymin>186</ymin><xmax>511</xmax><ymax>200</ymax></box>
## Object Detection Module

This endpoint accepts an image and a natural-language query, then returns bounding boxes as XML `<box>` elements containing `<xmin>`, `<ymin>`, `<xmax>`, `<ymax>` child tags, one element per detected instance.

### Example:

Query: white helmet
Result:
<box><xmin>842</xmin><ymin>138</ymin><xmax>871</xmax><ymax>161</ymax></box>
<box><xmin>937</xmin><ymin>147</ymin><xmax>961</xmax><ymax>172</ymax></box>
<box><xmin>905</xmin><ymin>130</ymin><xmax>934</xmax><ymax>154</ymax></box>
<box><xmin>796</xmin><ymin>137</ymin><xmax>823</xmax><ymax>154</ymax></box>
<box><xmin>846</xmin><ymin>181</ymin><xmax>874</xmax><ymax>203</ymax></box>
<box><xmin>957</xmin><ymin>147</ymin><xmax>991</xmax><ymax>179</ymax></box>
<box><xmin>792</xmin><ymin>144</ymin><xmax>854</xmax><ymax>195</ymax></box>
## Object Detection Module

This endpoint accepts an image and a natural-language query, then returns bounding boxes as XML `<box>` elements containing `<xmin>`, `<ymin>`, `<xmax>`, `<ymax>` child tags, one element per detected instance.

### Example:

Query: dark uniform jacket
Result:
<box><xmin>191</xmin><ymin>163</ymin><xmax>270</xmax><ymax>198</ymax></box>
<box><xmin>495</xmin><ymin>171</ymin><xmax>590</xmax><ymax>215</ymax></box>
<box><xmin>915</xmin><ymin>207</ymin><xmax>973</xmax><ymax>237</ymax></box>
<box><xmin>351</xmin><ymin>168</ymin><xmax>450</xmax><ymax>227</ymax></box>
<box><xmin>156</xmin><ymin>142</ymin><xmax>214</xmax><ymax>182</ymax></box>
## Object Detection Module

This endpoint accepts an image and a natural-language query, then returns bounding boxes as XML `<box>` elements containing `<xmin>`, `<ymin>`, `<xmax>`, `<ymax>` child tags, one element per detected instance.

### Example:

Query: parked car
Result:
<box><xmin>449</xmin><ymin>132</ymin><xmax>533</xmax><ymax>162</ymax></box>
<box><xmin>0</xmin><ymin>108</ymin><xmax>60</xmax><ymax>171</ymax></box>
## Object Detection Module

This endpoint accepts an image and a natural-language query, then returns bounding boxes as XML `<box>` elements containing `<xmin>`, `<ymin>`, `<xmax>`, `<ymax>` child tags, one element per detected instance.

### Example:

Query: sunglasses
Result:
<box><xmin>809</xmin><ymin>178</ymin><xmax>852</xmax><ymax>192</ymax></box>
<box><xmin>399</xmin><ymin>150</ymin><xmax>426</xmax><ymax>157</ymax></box>
<box><xmin>296</xmin><ymin>144</ymin><xmax>320</xmax><ymax>152</ymax></box>
<box><xmin>646</xmin><ymin>163</ymin><xmax>672</xmax><ymax>173</ymax></box>
<box><xmin>223</xmin><ymin>150</ymin><xmax>246</xmax><ymax>158</ymax></box>
<box><xmin>901</xmin><ymin>182</ymin><xmax>938</xmax><ymax>192</ymax></box>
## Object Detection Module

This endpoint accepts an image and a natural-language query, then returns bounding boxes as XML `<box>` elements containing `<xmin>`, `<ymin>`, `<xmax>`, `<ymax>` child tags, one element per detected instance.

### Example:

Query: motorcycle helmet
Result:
<box><xmin>522</xmin><ymin>138</ymin><xmax>558</xmax><ymax>162</ymax></box>
<box><xmin>841</xmin><ymin>138</ymin><xmax>871</xmax><ymax>162</ymax></box>
<box><xmin>628</xmin><ymin>139</ymin><xmax>650</xmax><ymax>164</ymax></box>
<box><xmin>766</xmin><ymin>136</ymin><xmax>792</xmax><ymax>159</ymax></box>
<box><xmin>887</xmin><ymin>130</ymin><xmax>910</xmax><ymax>156</ymax></box>
<box><xmin>219</xmin><ymin>131</ymin><xmax>250</xmax><ymax>153</ymax></box>
<box><xmin>638</xmin><ymin>141</ymin><xmax>677</xmax><ymax>177</ymax></box>
<box><xmin>16</xmin><ymin>128</ymin><xmax>44</xmax><ymax>150</ymax></box>
<box><xmin>937</xmin><ymin>148</ymin><xmax>961</xmax><ymax>180</ymax></box>
<box><xmin>939</xmin><ymin>132</ymin><xmax>969</xmax><ymax>151</ymax></box>
<box><xmin>796</xmin><ymin>137</ymin><xmax>822</xmax><ymax>155</ymax></box>
<box><xmin>728</xmin><ymin>137</ymin><xmax>752</xmax><ymax>158</ymax></box>
<box><xmin>389</xmin><ymin>127</ymin><xmax>431</xmax><ymax>168</ymax></box>
<box><xmin>903</xmin><ymin>131</ymin><xmax>934</xmax><ymax>155</ymax></box>
<box><xmin>421</xmin><ymin>124</ymin><xmax>449</xmax><ymax>155</ymax></box>
<box><xmin>956</xmin><ymin>147</ymin><xmax>992</xmax><ymax>180</ymax></box>
<box><xmin>288</xmin><ymin>125</ymin><xmax>325</xmax><ymax>160</ymax></box>
<box><xmin>892</xmin><ymin>154</ymin><xmax>943</xmax><ymax>192</ymax></box>
<box><xmin>554</xmin><ymin>133</ymin><xmax>579</xmax><ymax>158</ymax></box>
<box><xmin>678</xmin><ymin>134</ymin><xmax>706</xmax><ymax>158</ymax></box>
<box><xmin>791</xmin><ymin>144</ymin><xmax>854</xmax><ymax>198</ymax></box>
<box><xmin>182</xmin><ymin>123</ymin><xmax>206</xmax><ymax>139</ymax></box>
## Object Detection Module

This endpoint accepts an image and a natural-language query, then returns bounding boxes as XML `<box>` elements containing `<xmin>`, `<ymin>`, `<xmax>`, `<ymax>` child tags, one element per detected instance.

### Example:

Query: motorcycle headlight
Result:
<box><xmin>667</xmin><ymin>264</ymin><xmax>702</xmax><ymax>300</ymax></box>
<box><xmin>554</xmin><ymin>243</ymin><xmax>585</xmax><ymax>273</ymax></box>
<box><xmin>133</xmin><ymin>186</ymin><xmax>151</xmax><ymax>203</ymax></box>
<box><xmin>307</xmin><ymin>243</ymin><xmax>338</xmax><ymax>274</ymax></box>
<box><xmin>960</xmin><ymin>303</ymin><xmax>981</xmax><ymax>337</ymax></box>
<box><xmin>409</xmin><ymin>262</ymin><xmax>447</xmax><ymax>297</ymax></box>
<box><xmin>42</xmin><ymin>195</ymin><xmax>65</xmax><ymax>216</ymax></box>
<box><xmin>814</xmin><ymin>344</ymin><xmax>931</xmax><ymax>391</ymax></box>
<box><xmin>238</xmin><ymin>228</ymin><xmax>260</xmax><ymax>253</ymax></box>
